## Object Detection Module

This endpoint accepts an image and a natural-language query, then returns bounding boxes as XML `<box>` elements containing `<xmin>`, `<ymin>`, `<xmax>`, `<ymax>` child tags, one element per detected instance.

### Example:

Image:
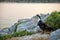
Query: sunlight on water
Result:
<box><xmin>0</xmin><ymin>3</ymin><xmax>60</xmax><ymax>28</ymax></box>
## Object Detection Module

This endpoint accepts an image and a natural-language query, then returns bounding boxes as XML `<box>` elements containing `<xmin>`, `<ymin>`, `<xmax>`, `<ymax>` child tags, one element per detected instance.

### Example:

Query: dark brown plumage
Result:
<box><xmin>38</xmin><ymin>20</ymin><xmax>53</xmax><ymax>31</ymax></box>
<box><xmin>37</xmin><ymin>14</ymin><xmax>53</xmax><ymax>33</ymax></box>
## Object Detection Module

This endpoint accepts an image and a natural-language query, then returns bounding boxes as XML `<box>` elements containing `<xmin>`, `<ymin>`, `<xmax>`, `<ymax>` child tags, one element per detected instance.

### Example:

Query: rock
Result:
<box><xmin>0</xmin><ymin>24</ymin><xmax>16</xmax><ymax>35</ymax></box>
<box><xmin>40</xmin><ymin>13</ymin><xmax>50</xmax><ymax>22</ymax></box>
<box><xmin>16</xmin><ymin>15</ymin><xmax>41</xmax><ymax>33</ymax></box>
<box><xmin>50</xmin><ymin>29</ymin><xmax>60</xmax><ymax>40</ymax></box>
<box><xmin>7</xmin><ymin>33</ymin><xmax>49</xmax><ymax>40</ymax></box>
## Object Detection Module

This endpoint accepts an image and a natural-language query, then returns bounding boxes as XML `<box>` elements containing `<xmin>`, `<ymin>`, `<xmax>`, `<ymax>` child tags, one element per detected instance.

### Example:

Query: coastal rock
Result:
<box><xmin>50</xmin><ymin>29</ymin><xmax>60</xmax><ymax>40</ymax></box>
<box><xmin>16</xmin><ymin>15</ymin><xmax>41</xmax><ymax>33</ymax></box>
<box><xmin>0</xmin><ymin>25</ymin><xmax>16</xmax><ymax>35</ymax></box>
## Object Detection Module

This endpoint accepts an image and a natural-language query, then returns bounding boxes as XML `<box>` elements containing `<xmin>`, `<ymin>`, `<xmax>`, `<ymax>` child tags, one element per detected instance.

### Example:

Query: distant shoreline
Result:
<box><xmin>0</xmin><ymin>2</ymin><xmax>60</xmax><ymax>4</ymax></box>
<box><xmin>0</xmin><ymin>2</ymin><xmax>60</xmax><ymax>3</ymax></box>
<box><xmin>0</xmin><ymin>0</ymin><xmax>60</xmax><ymax>3</ymax></box>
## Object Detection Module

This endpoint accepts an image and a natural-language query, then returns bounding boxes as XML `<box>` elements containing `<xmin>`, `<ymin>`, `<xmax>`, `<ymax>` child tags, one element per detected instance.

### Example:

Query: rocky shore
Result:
<box><xmin>7</xmin><ymin>33</ymin><xmax>49</xmax><ymax>40</ymax></box>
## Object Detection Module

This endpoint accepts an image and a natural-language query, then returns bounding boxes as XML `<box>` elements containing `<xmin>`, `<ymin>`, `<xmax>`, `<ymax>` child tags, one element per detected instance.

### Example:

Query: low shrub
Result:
<box><xmin>45</xmin><ymin>11</ymin><xmax>60</xmax><ymax>30</ymax></box>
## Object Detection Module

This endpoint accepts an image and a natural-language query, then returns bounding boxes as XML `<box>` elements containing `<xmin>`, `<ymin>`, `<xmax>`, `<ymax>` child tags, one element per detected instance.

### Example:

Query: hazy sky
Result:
<box><xmin>0</xmin><ymin>3</ymin><xmax>60</xmax><ymax>28</ymax></box>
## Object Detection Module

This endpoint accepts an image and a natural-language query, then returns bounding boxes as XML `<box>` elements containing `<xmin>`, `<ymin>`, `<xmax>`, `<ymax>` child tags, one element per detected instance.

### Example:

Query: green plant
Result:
<box><xmin>0</xmin><ymin>34</ymin><xmax>11</xmax><ymax>40</ymax></box>
<box><xmin>45</xmin><ymin>11</ymin><xmax>60</xmax><ymax>30</ymax></box>
<box><xmin>0</xmin><ymin>30</ymin><xmax>33</xmax><ymax>40</ymax></box>
<box><xmin>11</xmin><ymin>30</ymin><xmax>33</xmax><ymax>37</ymax></box>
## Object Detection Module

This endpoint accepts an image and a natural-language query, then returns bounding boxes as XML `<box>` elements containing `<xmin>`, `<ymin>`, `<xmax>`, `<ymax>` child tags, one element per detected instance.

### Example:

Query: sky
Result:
<box><xmin>0</xmin><ymin>3</ymin><xmax>60</xmax><ymax>28</ymax></box>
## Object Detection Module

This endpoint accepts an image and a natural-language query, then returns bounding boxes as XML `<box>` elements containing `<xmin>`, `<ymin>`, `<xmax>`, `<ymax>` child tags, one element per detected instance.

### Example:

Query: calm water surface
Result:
<box><xmin>0</xmin><ymin>3</ymin><xmax>60</xmax><ymax>28</ymax></box>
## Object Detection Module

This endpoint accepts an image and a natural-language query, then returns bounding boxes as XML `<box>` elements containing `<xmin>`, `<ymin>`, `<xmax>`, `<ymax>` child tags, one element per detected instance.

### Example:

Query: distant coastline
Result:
<box><xmin>0</xmin><ymin>0</ymin><xmax>60</xmax><ymax>3</ymax></box>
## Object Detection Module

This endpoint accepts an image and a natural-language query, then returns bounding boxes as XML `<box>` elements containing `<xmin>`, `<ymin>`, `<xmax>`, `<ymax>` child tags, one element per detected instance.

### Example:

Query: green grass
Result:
<box><xmin>11</xmin><ymin>30</ymin><xmax>34</xmax><ymax>37</ymax></box>
<box><xmin>0</xmin><ymin>30</ymin><xmax>33</xmax><ymax>40</ymax></box>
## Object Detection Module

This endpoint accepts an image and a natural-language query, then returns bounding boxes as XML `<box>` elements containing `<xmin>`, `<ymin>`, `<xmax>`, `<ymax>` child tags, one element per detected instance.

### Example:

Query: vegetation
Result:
<box><xmin>11</xmin><ymin>30</ymin><xmax>33</xmax><ymax>37</ymax></box>
<box><xmin>45</xmin><ymin>11</ymin><xmax>60</xmax><ymax>30</ymax></box>
<box><xmin>0</xmin><ymin>30</ymin><xmax>33</xmax><ymax>40</ymax></box>
<box><xmin>0</xmin><ymin>0</ymin><xmax>60</xmax><ymax>3</ymax></box>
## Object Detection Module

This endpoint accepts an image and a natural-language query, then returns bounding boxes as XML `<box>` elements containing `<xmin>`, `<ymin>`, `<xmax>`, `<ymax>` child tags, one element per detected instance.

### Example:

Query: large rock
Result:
<box><xmin>50</xmin><ymin>29</ymin><xmax>60</xmax><ymax>40</ymax></box>
<box><xmin>0</xmin><ymin>24</ymin><xmax>16</xmax><ymax>35</ymax></box>
<box><xmin>16</xmin><ymin>15</ymin><xmax>41</xmax><ymax>33</ymax></box>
